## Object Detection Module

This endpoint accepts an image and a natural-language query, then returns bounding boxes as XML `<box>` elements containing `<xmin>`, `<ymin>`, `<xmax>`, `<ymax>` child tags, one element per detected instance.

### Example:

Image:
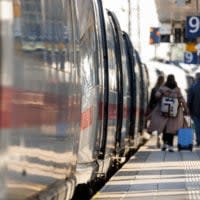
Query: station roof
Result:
<box><xmin>155</xmin><ymin>0</ymin><xmax>198</xmax><ymax>23</ymax></box>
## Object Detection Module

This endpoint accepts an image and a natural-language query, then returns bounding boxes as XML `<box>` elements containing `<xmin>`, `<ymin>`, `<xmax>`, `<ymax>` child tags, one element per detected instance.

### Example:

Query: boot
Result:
<box><xmin>168</xmin><ymin>146</ymin><xmax>174</xmax><ymax>152</ymax></box>
<box><xmin>161</xmin><ymin>144</ymin><xmax>168</xmax><ymax>151</ymax></box>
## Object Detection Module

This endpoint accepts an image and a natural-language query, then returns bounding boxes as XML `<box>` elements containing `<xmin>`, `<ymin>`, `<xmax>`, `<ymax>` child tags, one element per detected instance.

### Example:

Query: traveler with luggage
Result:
<box><xmin>148</xmin><ymin>74</ymin><xmax>188</xmax><ymax>152</ymax></box>
<box><xmin>187</xmin><ymin>72</ymin><xmax>200</xmax><ymax>146</ymax></box>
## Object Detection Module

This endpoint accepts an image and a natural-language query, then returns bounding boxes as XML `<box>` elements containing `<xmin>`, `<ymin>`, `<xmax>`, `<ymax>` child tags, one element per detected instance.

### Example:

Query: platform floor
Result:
<box><xmin>92</xmin><ymin>134</ymin><xmax>200</xmax><ymax>200</ymax></box>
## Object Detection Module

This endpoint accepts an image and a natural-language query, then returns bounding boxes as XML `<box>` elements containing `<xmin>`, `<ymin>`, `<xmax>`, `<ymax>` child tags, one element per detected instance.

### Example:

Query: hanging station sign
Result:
<box><xmin>184</xmin><ymin>51</ymin><xmax>197</xmax><ymax>64</ymax></box>
<box><xmin>184</xmin><ymin>16</ymin><xmax>200</xmax><ymax>64</ymax></box>
<box><xmin>186</xmin><ymin>16</ymin><xmax>200</xmax><ymax>38</ymax></box>
<box><xmin>149</xmin><ymin>27</ymin><xmax>160</xmax><ymax>44</ymax></box>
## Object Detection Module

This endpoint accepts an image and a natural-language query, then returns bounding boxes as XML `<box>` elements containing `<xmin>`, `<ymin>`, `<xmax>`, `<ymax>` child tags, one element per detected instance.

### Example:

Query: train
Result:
<box><xmin>0</xmin><ymin>0</ymin><xmax>190</xmax><ymax>200</ymax></box>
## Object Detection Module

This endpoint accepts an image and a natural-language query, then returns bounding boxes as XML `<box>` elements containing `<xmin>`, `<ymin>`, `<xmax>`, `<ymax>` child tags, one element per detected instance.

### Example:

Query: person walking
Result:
<box><xmin>146</xmin><ymin>75</ymin><xmax>164</xmax><ymax>147</ymax></box>
<box><xmin>147</xmin><ymin>75</ymin><xmax>165</xmax><ymax>113</ymax></box>
<box><xmin>187</xmin><ymin>72</ymin><xmax>200</xmax><ymax>146</ymax></box>
<box><xmin>148</xmin><ymin>74</ymin><xmax>188</xmax><ymax>152</ymax></box>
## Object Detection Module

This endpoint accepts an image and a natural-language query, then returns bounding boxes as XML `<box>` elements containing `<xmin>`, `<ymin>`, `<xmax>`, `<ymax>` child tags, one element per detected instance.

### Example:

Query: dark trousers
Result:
<box><xmin>162</xmin><ymin>133</ymin><xmax>174</xmax><ymax>146</ymax></box>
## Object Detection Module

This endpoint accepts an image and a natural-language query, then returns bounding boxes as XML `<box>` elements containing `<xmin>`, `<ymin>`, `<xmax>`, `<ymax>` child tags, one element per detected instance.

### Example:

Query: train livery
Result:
<box><xmin>1</xmin><ymin>0</ymin><xmax>151</xmax><ymax>199</ymax></box>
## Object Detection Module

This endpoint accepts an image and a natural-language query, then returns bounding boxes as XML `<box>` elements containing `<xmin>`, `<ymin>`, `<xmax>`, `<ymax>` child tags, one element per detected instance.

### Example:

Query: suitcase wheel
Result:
<box><xmin>177</xmin><ymin>144</ymin><xmax>193</xmax><ymax>151</ymax></box>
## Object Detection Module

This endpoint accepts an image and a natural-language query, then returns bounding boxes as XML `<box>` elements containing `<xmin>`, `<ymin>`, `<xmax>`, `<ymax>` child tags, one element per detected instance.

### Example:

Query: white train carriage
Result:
<box><xmin>0</xmin><ymin>0</ymin><xmax>148</xmax><ymax>199</ymax></box>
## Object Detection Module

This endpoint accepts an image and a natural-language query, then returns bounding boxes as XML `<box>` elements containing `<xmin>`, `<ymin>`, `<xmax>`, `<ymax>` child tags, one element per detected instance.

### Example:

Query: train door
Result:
<box><xmin>1</xmin><ymin>0</ymin><xmax>81</xmax><ymax>199</ymax></box>
<box><xmin>93</xmin><ymin>0</ymin><xmax>109</xmax><ymax>163</ymax></box>
<box><xmin>135</xmin><ymin>51</ymin><xmax>146</xmax><ymax>134</ymax></box>
<box><xmin>87</xmin><ymin>0</ymin><xmax>117</xmax><ymax>177</ymax></box>
<box><xmin>94</xmin><ymin>0</ymin><xmax>122</xmax><ymax>175</ymax></box>
<box><xmin>122</xmin><ymin>32</ymin><xmax>136</xmax><ymax>154</ymax></box>
<box><xmin>75</xmin><ymin>0</ymin><xmax>101</xmax><ymax>184</ymax></box>
<box><xmin>122</xmin><ymin>33</ymin><xmax>141</xmax><ymax>149</ymax></box>
<box><xmin>102</xmin><ymin>10</ymin><xmax>119</xmax><ymax>171</ymax></box>
<box><xmin>119</xmin><ymin>34</ymin><xmax>132</xmax><ymax>155</ymax></box>
<box><xmin>142</xmin><ymin>63</ymin><xmax>150</xmax><ymax>128</ymax></box>
<box><xmin>108</xmin><ymin>11</ymin><xmax>130</xmax><ymax>158</ymax></box>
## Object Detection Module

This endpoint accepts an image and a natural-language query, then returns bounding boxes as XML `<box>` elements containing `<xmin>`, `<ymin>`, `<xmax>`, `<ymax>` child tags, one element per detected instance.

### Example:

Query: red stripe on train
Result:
<box><xmin>98</xmin><ymin>102</ymin><xmax>130</xmax><ymax>120</ymax></box>
<box><xmin>80</xmin><ymin>107</ymin><xmax>93</xmax><ymax>130</ymax></box>
<box><xmin>0</xmin><ymin>87</ymin><xmax>13</xmax><ymax>128</ymax></box>
<box><xmin>0</xmin><ymin>86</ymin><xmax>81</xmax><ymax>128</ymax></box>
<box><xmin>98</xmin><ymin>102</ymin><xmax>118</xmax><ymax>120</ymax></box>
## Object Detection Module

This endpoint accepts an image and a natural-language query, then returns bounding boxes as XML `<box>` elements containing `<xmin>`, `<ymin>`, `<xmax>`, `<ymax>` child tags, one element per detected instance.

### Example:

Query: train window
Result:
<box><xmin>12</xmin><ymin>0</ymin><xmax>76</xmax><ymax>73</ymax></box>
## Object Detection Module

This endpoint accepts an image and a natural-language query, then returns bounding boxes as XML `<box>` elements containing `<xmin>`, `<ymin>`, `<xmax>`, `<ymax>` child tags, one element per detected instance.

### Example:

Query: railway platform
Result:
<box><xmin>92</xmin><ymin>134</ymin><xmax>200</xmax><ymax>200</ymax></box>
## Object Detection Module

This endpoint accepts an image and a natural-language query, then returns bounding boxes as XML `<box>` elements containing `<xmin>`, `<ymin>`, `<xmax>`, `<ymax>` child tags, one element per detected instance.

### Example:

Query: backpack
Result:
<box><xmin>160</xmin><ymin>96</ymin><xmax>179</xmax><ymax>117</ymax></box>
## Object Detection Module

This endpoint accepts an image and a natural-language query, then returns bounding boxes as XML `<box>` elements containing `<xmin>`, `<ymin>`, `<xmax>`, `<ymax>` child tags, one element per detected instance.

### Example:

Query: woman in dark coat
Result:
<box><xmin>146</xmin><ymin>75</ymin><xmax>164</xmax><ymax>147</ymax></box>
<box><xmin>148</xmin><ymin>75</ymin><xmax>165</xmax><ymax>112</ymax></box>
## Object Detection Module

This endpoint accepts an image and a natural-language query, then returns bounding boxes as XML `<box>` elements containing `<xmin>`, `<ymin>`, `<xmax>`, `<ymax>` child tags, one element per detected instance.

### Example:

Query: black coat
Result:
<box><xmin>187</xmin><ymin>80</ymin><xmax>200</xmax><ymax>118</ymax></box>
<box><xmin>148</xmin><ymin>87</ymin><xmax>159</xmax><ymax>111</ymax></box>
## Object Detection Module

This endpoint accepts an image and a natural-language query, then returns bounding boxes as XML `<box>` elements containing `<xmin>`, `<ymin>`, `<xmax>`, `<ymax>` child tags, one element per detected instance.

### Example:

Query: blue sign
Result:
<box><xmin>186</xmin><ymin>16</ymin><xmax>200</xmax><ymax>38</ymax></box>
<box><xmin>184</xmin><ymin>51</ymin><xmax>198</xmax><ymax>64</ymax></box>
<box><xmin>149</xmin><ymin>27</ymin><xmax>160</xmax><ymax>44</ymax></box>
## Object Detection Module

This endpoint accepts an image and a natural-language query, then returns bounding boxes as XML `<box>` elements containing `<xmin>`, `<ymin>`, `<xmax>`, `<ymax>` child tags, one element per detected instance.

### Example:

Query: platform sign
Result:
<box><xmin>186</xmin><ymin>16</ymin><xmax>200</xmax><ymax>38</ymax></box>
<box><xmin>184</xmin><ymin>51</ymin><xmax>198</xmax><ymax>64</ymax></box>
<box><xmin>149</xmin><ymin>27</ymin><xmax>160</xmax><ymax>44</ymax></box>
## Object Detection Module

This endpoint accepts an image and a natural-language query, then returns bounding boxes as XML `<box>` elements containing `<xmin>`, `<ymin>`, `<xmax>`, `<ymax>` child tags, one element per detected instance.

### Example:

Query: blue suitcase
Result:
<box><xmin>177</xmin><ymin>128</ymin><xmax>193</xmax><ymax>151</ymax></box>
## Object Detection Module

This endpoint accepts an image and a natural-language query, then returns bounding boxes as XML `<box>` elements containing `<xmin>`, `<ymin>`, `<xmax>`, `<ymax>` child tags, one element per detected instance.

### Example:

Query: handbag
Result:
<box><xmin>160</xmin><ymin>96</ymin><xmax>179</xmax><ymax>117</ymax></box>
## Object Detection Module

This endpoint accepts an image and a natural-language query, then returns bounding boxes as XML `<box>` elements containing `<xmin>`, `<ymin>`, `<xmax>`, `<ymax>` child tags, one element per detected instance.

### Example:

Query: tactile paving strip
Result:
<box><xmin>183</xmin><ymin>155</ymin><xmax>200</xmax><ymax>200</ymax></box>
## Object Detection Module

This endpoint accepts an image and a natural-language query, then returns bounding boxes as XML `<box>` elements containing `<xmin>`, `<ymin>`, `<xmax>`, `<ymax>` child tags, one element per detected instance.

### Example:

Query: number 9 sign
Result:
<box><xmin>184</xmin><ymin>51</ymin><xmax>197</xmax><ymax>64</ymax></box>
<box><xmin>186</xmin><ymin>16</ymin><xmax>200</xmax><ymax>38</ymax></box>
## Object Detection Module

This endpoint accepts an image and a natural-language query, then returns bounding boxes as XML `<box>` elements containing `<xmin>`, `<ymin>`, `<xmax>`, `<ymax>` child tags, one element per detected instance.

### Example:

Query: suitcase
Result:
<box><xmin>177</xmin><ymin>127</ymin><xmax>193</xmax><ymax>151</ymax></box>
